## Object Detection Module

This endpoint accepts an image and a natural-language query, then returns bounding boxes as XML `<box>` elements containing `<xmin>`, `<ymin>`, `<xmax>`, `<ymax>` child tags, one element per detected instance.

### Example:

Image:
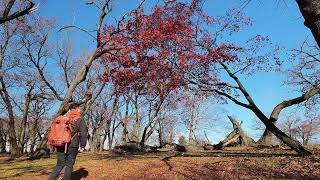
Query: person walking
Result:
<box><xmin>48</xmin><ymin>105</ymin><xmax>88</xmax><ymax>180</ymax></box>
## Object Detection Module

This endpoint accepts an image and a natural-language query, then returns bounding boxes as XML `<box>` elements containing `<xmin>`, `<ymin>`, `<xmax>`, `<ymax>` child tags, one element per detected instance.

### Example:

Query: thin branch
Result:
<box><xmin>59</xmin><ymin>25</ymin><xmax>97</xmax><ymax>40</ymax></box>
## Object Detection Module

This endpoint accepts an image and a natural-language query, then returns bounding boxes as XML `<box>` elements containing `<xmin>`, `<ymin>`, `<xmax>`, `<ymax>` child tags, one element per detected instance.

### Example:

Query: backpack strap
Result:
<box><xmin>64</xmin><ymin>120</ymin><xmax>80</xmax><ymax>153</ymax></box>
<box><xmin>64</xmin><ymin>133</ymin><xmax>78</xmax><ymax>153</ymax></box>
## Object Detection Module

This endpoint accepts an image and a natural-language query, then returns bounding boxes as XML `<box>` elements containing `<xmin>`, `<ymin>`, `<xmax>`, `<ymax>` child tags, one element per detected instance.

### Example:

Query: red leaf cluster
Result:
<box><xmin>99</xmin><ymin>0</ymin><xmax>253</xmax><ymax>95</ymax></box>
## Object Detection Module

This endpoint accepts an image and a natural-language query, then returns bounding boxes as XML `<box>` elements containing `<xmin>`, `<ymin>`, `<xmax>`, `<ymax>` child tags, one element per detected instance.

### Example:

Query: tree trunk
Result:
<box><xmin>296</xmin><ymin>0</ymin><xmax>320</xmax><ymax>47</ymax></box>
<box><xmin>228</xmin><ymin>116</ymin><xmax>254</xmax><ymax>146</ymax></box>
<box><xmin>140</xmin><ymin>97</ymin><xmax>166</xmax><ymax>147</ymax></box>
<box><xmin>88</xmin><ymin>136</ymin><xmax>94</xmax><ymax>152</ymax></box>
<box><xmin>131</xmin><ymin>95</ymin><xmax>141</xmax><ymax>142</ymax></box>
<box><xmin>89</xmin><ymin>128</ymin><xmax>100</xmax><ymax>152</ymax></box>
<box><xmin>29</xmin><ymin>117</ymin><xmax>39</xmax><ymax>153</ymax></box>
<box><xmin>157</xmin><ymin>121</ymin><xmax>165</xmax><ymax>147</ymax></box>
<box><xmin>121</xmin><ymin>122</ymin><xmax>129</xmax><ymax>145</ymax></box>
<box><xmin>0</xmin><ymin>121</ymin><xmax>7</xmax><ymax>153</ymax></box>
<box><xmin>94</xmin><ymin>132</ymin><xmax>100</xmax><ymax>152</ymax></box>
<box><xmin>0</xmin><ymin>79</ymin><xmax>22</xmax><ymax>158</ymax></box>
<box><xmin>302</xmin><ymin>137</ymin><xmax>307</xmax><ymax>145</ymax></box>
<box><xmin>107</xmin><ymin>131</ymin><xmax>113</xmax><ymax>150</ymax></box>
<box><xmin>188</xmin><ymin>124</ymin><xmax>195</xmax><ymax>145</ymax></box>
<box><xmin>0</xmin><ymin>0</ymin><xmax>35</xmax><ymax>24</ymax></box>
<box><xmin>214</xmin><ymin>116</ymin><xmax>254</xmax><ymax>149</ymax></box>
<box><xmin>131</xmin><ymin>123</ymin><xmax>140</xmax><ymax>142</ymax></box>
<box><xmin>251</xmin><ymin>106</ymin><xmax>312</xmax><ymax>155</ymax></box>
<box><xmin>99</xmin><ymin>134</ymin><xmax>106</xmax><ymax>152</ymax></box>
<box><xmin>0</xmin><ymin>135</ymin><xmax>6</xmax><ymax>153</ymax></box>
<box><xmin>19</xmin><ymin>87</ymin><xmax>33</xmax><ymax>154</ymax></box>
<box><xmin>257</xmin><ymin>129</ymin><xmax>273</xmax><ymax>146</ymax></box>
<box><xmin>140</xmin><ymin>127</ymin><xmax>148</xmax><ymax>147</ymax></box>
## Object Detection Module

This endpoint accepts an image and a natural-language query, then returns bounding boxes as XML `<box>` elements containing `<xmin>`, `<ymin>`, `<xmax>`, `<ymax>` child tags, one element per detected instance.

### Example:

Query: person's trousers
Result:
<box><xmin>48</xmin><ymin>147</ymin><xmax>78</xmax><ymax>180</ymax></box>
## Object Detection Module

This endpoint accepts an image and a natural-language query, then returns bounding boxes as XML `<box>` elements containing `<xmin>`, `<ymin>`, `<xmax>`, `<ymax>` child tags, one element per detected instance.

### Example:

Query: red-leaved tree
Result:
<box><xmin>99</xmin><ymin>0</ymin><xmax>312</xmax><ymax>155</ymax></box>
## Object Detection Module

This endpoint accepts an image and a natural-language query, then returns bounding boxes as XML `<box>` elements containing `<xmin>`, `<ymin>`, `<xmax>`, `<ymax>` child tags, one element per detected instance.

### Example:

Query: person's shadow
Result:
<box><xmin>71</xmin><ymin>168</ymin><xmax>89</xmax><ymax>180</ymax></box>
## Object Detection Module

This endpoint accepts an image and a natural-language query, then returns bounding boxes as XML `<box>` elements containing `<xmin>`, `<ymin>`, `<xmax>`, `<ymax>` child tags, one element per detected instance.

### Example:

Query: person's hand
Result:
<box><xmin>79</xmin><ymin>148</ymin><xmax>85</xmax><ymax>152</ymax></box>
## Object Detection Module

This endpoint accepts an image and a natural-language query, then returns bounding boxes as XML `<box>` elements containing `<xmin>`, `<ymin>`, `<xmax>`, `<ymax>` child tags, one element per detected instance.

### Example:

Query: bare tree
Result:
<box><xmin>281</xmin><ymin>111</ymin><xmax>320</xmax><ymax>145</ymax></box>
<box><xmin>0</xmin><ymin>13</ymin><xmax>49</xmax><ymax>157</ymax></box>
<box><xmin>30</xmin><ymin>0</ymin><xmax>128</xmax><ymax>158</ymax></box>
<box><xmin>178</xmin><ymin>92</ymin><xmax>206</xmax><ymax>145</ymax></box>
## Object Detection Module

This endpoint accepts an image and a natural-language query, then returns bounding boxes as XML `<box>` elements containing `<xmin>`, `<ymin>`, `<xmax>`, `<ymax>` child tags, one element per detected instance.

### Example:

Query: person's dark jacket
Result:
<box><xmin>69</xmin><ymin>118</ymin><xmax>88</xmax><ymax>148</ymax></box>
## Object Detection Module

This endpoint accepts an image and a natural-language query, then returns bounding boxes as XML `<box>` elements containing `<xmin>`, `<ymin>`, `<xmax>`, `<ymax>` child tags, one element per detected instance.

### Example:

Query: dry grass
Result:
<box><xmin>0</xmin><ymin>147</ymin><xmax>319</xmax><ymax>179</ymax></box>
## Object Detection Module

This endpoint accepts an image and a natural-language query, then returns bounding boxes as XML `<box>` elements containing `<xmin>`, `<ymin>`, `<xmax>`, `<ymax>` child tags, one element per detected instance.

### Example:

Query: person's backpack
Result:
<box><xmin>47</xmin><ymin>109</ymin><xmax>81</xmax><ymax>152</ymax></box>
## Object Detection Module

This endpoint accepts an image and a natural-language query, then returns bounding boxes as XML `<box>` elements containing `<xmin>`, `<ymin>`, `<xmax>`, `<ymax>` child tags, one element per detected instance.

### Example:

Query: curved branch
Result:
<box><xmin>59</xmin><ymin>25</ymin><xmax>97</xmax><ymax>40</ymax></box>
<box><xmin>270</xmin><ymin>86</ymin><xmax>320</xmax><ymax>123</ymax></box>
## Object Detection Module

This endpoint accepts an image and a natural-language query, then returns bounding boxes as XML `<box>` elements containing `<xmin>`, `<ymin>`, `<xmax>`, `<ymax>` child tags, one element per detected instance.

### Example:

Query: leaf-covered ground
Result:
<box><xmin>1</xmin><ymin>147</ymin><xmax>320</xmax><ymax>179</ymax></box>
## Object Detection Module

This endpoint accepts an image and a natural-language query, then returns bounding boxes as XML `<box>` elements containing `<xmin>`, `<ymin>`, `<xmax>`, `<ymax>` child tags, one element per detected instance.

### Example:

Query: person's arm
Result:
<box><xmin>79</xmin><ymin>118</ymin><xmax>88</xmax><ymax>149</ymax></box>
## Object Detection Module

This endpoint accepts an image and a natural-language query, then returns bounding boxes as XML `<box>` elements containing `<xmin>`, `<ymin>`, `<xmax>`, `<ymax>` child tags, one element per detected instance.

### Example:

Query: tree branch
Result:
<box><xmin>220</xmin><ymin>63</ymin><xmax>257</xmax><ymax>106</ymax></box>
<box><xmin>0</xmin><ymin>0</ymin><xmax>37</xmax><ymax>24</ymax></box>
<box><xmin>270</xmin><ymin>86</ymin><xmax>320</xmax><ymax>123</ymax></box>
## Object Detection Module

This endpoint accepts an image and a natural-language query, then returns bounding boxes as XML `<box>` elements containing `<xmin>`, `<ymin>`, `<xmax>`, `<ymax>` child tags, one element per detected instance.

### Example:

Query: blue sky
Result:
<box><xmin>37</xmin><ymin>0</ymin><xmax>314</xmax><ymax>143</ymax></box>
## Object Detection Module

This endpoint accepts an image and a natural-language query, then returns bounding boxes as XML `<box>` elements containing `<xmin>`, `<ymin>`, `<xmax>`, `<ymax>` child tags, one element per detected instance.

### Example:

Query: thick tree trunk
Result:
<box><xmin>296</xmin><ymin>0</ymin><xmax>320</xmax><ymax>47</ymax></box>
<box><xmin>258</xmin><ymin>87</ymin><xmax>320</xmax><ymax>146</ymax></box>
<box><xmin>258</xmin><ymin>129</ymin><xmax>273</xmax><ymax>146</ymax></box>
<box><xmin>251</xmin><ymin>106</ymin><xmax>312</xmax><ymax>155</ymax></box>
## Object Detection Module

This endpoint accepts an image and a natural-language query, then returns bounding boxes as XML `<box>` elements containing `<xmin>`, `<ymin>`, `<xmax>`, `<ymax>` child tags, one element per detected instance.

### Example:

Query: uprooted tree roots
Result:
<box><xmin>213</xmin><ymin>116</ymin><xmax>255</xmax><ymax>150</ymax></box>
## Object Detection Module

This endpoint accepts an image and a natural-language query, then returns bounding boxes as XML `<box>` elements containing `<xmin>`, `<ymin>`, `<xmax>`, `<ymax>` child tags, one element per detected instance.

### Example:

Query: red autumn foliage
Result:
<box><xmin>99</xmin><ymin>0</ymin><xmax>276</xmax><ymax>97</ymax></box>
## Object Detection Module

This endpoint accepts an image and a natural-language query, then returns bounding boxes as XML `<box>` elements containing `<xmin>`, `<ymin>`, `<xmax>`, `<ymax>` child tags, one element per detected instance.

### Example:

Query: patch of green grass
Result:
<box><xmin>0</xmin><ymin>156</ymin><xmax>56</xmax><ymax>179</ymax></box>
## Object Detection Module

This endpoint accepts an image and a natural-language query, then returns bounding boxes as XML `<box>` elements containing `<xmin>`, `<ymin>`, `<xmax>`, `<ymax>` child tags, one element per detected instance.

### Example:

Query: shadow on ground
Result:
<box><xmin>71</xmin><ymin>168</ymin><xmax>89</xmax><ymax>180</ymax></box>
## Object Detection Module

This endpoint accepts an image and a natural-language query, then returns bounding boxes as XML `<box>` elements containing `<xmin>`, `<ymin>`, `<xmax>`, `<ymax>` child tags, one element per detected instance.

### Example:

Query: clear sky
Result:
<box><xmin>37</xmin><ymin>0</ymin><xmax>314</xmax><ymax>144</ymax></box>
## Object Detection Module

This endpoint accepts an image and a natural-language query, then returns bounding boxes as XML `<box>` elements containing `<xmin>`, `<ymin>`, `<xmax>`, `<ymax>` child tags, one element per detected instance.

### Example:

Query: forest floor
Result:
<box><xmin>0</xmin><ymin>146</ymin><xmax>320</xmax><ymax>180</ymax></box>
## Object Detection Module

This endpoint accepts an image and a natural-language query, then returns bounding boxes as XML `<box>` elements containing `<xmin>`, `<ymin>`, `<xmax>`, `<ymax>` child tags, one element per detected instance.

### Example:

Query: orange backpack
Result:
<box><xmin>47</xmin><ymin>109</ymin><xmax>81</xmax><ymax>152</ymax></box>
<box><xmin>48</xmin><ymin>116</ymin><xmax>73</xmax><ymax>150</ymax></box>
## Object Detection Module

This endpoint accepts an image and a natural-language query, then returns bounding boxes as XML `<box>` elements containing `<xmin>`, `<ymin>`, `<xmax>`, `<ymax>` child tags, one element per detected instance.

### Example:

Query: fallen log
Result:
<box><xmin>213</xmin><ymin>116</ymin><xmax>255</xmax><ymax>150</ymax></box>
